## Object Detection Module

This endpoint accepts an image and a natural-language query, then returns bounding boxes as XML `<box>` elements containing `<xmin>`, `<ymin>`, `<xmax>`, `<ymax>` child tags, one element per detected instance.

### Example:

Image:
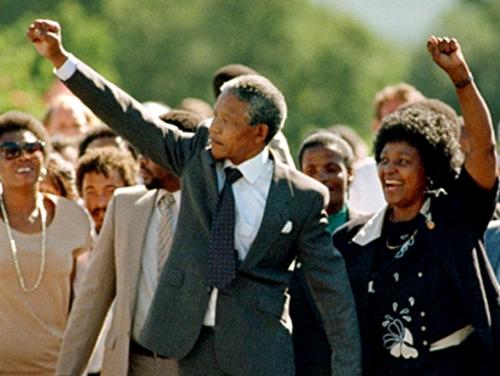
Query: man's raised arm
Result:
<box><xmin>27</xmin><ymin>19</ymin><xmax>203</xmax><ymax>177</ymax></box>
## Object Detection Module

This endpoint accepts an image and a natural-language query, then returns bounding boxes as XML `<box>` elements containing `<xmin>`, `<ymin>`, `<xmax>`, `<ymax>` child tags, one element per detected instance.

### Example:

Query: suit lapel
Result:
<box><xmin>127</xmin><ymin>189</ymin><xmax>158</xmax><ymax>315</ymax></box>
<box><xmin>240</xmin><ymin>162</ymin><xmax>291</xmax><ymax>271</ymax></box>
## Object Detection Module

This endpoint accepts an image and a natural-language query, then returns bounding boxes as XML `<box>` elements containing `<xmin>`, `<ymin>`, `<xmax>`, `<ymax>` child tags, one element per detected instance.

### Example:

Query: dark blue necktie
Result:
<box><xmin>207</xmin><ymin>167</ymin><xmax>243</xmax><ymax>290</ymax></box>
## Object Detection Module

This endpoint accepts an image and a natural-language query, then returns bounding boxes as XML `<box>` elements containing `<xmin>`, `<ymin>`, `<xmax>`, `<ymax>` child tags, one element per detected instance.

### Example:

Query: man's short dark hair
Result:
<box><xmin>76</xmin><ymin>147</ymin><xmax>138</xmax><ymax>196</ymax></box>
<box><xmin>78</xmin><ymin>124</ymin><xmax>137</xmax><ymax>159</ymax></box>
<box><xmin>213</xmin><ymin>64</ymin><xmax>257</xmax><ymax>98</ymax></box>
<box><xmin>298</xmin><ymin>131</ymin><xmax>355</xmax><ymax>172</ymax></box>
<box><xmin>221</xmin><ymin>74</ymin><xmax>287</xmax><ymax>144</ymax></box>
<box><xmin>78</xmin><ymin>125</ymin><xmax>118</xmax><ymax>157</ymax></box>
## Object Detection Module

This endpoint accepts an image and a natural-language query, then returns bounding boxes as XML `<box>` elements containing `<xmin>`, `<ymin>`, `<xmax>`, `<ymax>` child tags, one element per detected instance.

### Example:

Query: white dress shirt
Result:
<box><xmin>56</xmin><ymin>54</ymin><xmax>78</xmax><ymax>80</ymax></box>
<box><xmin>132</xmin><ymin>189</ymin><xmax>180</xmax><ymax>341</ymax></box>
<box><xmin>204</xmin><ymin>147</ymin><xmax>273</xmax><ymax>325</ymax></box>
<box><xmin>55</xmin><ymin>59</ymin><xmax>273</xmax><ymax>327</ymax></box>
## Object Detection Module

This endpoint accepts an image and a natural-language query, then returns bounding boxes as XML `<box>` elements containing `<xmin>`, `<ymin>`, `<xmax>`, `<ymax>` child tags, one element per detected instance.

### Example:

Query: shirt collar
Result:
<box><xmin>352</xmin><ymin>198</ymin><xmax>431</xmax><ymax>246</ymax></box>
<box><xmin>155</xmin><ymin>188</ymin><xmax>180</xmax><ymax>208</ymax></box>
<box><xmin>327</xmin><ymin>205</ymin><xmax>348</xmax><ymax>235</ymax></box>
<box><xmin>223</xmin><ymin>147</ymin><xmax>270</xmax><ymax>184</ymax></box>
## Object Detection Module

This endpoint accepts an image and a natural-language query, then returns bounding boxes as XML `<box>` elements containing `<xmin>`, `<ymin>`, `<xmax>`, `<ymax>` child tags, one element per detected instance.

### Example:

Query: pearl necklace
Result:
<box><xmin>0</xmin><ymin>194</ymin><xmax>47</xmax><ymax>292</ymax></box>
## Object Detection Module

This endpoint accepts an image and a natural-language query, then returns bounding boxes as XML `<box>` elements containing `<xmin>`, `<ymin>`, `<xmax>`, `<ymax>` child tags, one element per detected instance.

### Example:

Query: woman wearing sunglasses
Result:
<box><xmin>0</xmin><ymin>111</ymin><xmax>92</xmax><ymax>375</ymax></box>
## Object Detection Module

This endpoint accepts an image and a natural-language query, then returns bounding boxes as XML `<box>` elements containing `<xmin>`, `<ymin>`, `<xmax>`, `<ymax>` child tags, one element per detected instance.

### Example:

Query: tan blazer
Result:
<box><xmin>56</xmin><ymin>185</ymin><xmax>159</xmax><ymax>376</ymax></box>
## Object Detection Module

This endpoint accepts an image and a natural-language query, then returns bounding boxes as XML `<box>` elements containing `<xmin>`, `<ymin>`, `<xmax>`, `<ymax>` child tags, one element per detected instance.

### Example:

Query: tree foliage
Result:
<box><xmin>1</xmin><ymin>0</ymin><xmax>405</xmax><ymax>154</ymax></box>
<box><xmin>0</xmin><ymin>1</ymin><xmax>117</xmax><ymax>115</ymax></box>
<box><xmin>407</xmin><ymin>0</ymin><xmax>500</xmax><ymax>135</ymax></box>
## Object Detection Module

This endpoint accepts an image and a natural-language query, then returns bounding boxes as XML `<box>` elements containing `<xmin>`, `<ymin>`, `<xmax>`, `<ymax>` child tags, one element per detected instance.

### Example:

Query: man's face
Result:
<box><xmin>372</xmin><ymin>98</ymin><xmax>408</xmax><ymax>133</ymax></box>
<box><xmin>47</xmin><ymin>105</ymin><xmax>88</xmax><ymax>137</ymax></box>
<box><xmin>301</xmin><ymin>145</ymin><xmax>352</xmax><ymax>215</ymax></box>
<box><xmin>209</xmin><ymin>92</ymin><xmax>267</xmax><ymax>165</ymax></box>
<box><xmin>139</xmin><ymin>156</ymin><xmax>180</xmax><ymax>192</ymax></box>
<box><xmin>82</xmin><ymin>170</ymin><xmax>126</xmax><ymax>233</ymax></box>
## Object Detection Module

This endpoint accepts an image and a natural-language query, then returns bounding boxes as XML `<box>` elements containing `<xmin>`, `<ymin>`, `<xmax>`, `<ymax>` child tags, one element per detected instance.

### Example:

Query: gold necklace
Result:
<box><xmin>0</xmin><ymin>194</ymin><xmax>47</xmax><ymax>292</ymax></box>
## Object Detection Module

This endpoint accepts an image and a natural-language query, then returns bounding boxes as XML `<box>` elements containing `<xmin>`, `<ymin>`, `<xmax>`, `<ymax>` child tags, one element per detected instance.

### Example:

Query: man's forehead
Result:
<box><xmin>214</xmin><ymin>92</ymin><xmax>249</xmax><ymax>114</ymax></box>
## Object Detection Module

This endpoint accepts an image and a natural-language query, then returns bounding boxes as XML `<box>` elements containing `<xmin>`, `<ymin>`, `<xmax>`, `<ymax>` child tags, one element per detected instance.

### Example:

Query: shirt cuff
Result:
<box><xmin>54</xmin><ymin>54</ymin><xmax>78</xmax><ymax>81</ymax></box>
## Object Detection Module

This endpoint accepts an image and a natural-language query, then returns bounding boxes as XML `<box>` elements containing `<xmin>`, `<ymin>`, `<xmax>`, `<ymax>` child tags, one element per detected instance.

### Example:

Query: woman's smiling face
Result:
<box><xmin>0</xmin><ymin>130</ymin><xmax>45</xmax><ymax>190</ymax></box>
<box><xmin>378</xmin><ymin>140</ymin><xmax>427</xmax><ymax>217</ymax></box>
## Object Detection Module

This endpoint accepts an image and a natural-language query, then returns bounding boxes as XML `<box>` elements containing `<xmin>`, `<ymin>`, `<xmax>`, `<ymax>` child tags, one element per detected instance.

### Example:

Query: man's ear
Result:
<box><xmin>254</xmin><ymin>123</ymin><xmax>269</xmax><ymax>144</ymax></box>
<box><xmin>347</xmin><ymin>168</ymin><xmax>355</xmax><ymax>184</ymax></box>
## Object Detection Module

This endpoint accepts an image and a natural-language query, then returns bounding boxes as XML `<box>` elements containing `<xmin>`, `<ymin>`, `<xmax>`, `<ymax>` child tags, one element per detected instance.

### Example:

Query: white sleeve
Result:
<box><xmin>54</xmin><ymin>54</ymin><xmax>78</xmax><ymax>81</ymax></box>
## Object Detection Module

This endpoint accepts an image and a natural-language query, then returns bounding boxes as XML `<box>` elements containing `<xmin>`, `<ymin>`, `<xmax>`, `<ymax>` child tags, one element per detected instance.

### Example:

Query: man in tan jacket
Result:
<box><xmin>56</xmin><ymin>111</ymin><xmax>201</xmax><ymax>375</ymax></box>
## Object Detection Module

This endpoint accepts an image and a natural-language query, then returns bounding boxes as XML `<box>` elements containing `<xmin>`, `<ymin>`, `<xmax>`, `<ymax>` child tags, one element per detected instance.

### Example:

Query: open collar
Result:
<box><xmin>223</xmin><ymin>147</ymin><xmax>270</xmax><ymax>185</ymax></box>
<box><xmin>352</xmin><ymin>198</ymin><xmax>431</xmax><ymax>246</ymax></box>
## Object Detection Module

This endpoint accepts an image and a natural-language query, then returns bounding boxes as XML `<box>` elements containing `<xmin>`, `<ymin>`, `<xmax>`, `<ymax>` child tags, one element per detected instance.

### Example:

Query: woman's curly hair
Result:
<box><xmin>374</xmin><ymin>105</ymin><xmax>463</xmax><ymax>191</ymax></box>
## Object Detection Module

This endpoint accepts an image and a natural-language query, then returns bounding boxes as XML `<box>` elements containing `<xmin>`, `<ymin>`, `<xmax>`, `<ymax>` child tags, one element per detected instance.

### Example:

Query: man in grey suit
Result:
<box><xmin>29</xmin><ymin>19</ymin><xmax>361</xmax><ymax>376</ymax></box>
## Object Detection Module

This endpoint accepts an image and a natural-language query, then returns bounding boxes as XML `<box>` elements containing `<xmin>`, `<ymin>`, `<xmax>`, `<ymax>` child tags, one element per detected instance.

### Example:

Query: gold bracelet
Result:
<box><xmin>453</xmin><ymin>74</ymin><xmax>474</xmax><ymax>89</ymax></box>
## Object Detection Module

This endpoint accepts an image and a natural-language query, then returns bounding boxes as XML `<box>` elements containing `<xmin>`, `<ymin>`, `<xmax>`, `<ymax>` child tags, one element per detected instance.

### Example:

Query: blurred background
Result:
<box><xmin>0</xmin><ymin>0</ymin><xmax>498</xmax><ymax>154</ymax></box>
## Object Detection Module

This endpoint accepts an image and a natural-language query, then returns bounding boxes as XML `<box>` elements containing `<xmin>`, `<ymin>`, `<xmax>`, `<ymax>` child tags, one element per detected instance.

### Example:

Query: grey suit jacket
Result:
<box><xmin>62</xmin><ymin>60</ymin><xmax>361</xmax><ymax>376</ymax></box>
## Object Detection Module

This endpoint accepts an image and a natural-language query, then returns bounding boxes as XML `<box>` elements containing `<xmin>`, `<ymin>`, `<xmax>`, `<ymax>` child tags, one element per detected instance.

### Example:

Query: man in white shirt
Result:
<box><xmin>29</xmin><ymin>19</ymin><xmax>361</xmax><ymax>376</ymax></box>
<box><xmin>56</xmin><ymin>110</ymin><xmax>201</xmax><ymax>376</ymax></box>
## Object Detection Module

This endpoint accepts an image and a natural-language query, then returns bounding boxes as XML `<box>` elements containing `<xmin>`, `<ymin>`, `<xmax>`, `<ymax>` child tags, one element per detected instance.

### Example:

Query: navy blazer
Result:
<box><xmin>334</xmin><ymin>171</ymin><xmax>500</xmax><ymax>375</ymax></box>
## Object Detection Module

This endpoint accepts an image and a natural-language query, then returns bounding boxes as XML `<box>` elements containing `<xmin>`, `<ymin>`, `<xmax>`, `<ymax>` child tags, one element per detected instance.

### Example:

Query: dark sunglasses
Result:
<box><xmin>0</xmin><ymin>141</ymin><xmax>45</xmax><ymax>160</ymax></box>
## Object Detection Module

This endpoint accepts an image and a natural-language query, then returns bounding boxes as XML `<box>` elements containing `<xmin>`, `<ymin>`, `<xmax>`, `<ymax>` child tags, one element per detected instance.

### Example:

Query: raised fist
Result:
<box><xmin>27</xmin><ymin>19</ymin><xmax>67</xmax><ymax>68</ymax></box>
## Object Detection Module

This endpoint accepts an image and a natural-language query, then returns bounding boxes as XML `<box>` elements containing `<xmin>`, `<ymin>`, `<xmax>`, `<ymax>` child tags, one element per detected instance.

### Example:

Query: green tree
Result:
<box><xmin>0</xmin><ymin>1</ymin><xmax>117</xmax><ymax>116</ymax></box>
<box><xmin>101</xmin><ymin>0</ymin><xmax>404</xmax><ymax>153</ymax></box>
<box><xmin>407</xmin><ymin>0</ymin><xmax>500</xmax><ymax>133</ymax></box>
<box><xmin>2</xmin><ymin>0</ymin><xmax>405</xmax><ymax>156</ymax></box>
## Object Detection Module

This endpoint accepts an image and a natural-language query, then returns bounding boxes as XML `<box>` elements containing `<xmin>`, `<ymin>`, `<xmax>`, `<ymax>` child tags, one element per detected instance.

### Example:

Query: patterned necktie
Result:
<box><xmin>207</xmin><ymin>167</ymin><xmax>243</xmax><ymax>290</ymax></box>
<box><xmin>157</xmin><ymin>192</ymin><xmax>176</xmax><ymax>278</ymax></box>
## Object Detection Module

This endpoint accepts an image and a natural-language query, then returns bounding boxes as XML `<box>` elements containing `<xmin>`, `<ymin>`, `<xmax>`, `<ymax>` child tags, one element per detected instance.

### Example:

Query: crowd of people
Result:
<box><xmin>0</xmin><ymin>18</ymin><xmax>497</xmax><ymax>376</ymax></box>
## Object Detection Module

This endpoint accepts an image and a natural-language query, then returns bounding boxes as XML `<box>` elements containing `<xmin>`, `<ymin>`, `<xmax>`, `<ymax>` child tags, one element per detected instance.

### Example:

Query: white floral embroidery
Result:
<box><xmin>382</xmin><ymin>317</ymin><xmax>419</xmax><ymax>359</ymax></box>
<box><xmin>381</xmin><ymin>300</ymin><xmax>419</xmax><ymax>359</ymax></box>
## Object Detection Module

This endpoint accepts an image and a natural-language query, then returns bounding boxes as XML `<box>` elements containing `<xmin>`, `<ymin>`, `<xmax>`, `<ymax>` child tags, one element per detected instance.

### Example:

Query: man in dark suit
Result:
<box><xmin>28</xmin><ymin>19</ymin><xmax>361</xmax><ymax>376</ymax></box>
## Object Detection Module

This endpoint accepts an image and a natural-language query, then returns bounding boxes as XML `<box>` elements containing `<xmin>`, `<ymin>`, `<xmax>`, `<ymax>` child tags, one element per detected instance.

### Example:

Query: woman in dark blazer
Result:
<box><xmin>334</xmin><ymin>36</ymin><xmax>499</xmax><ymax>375</ymax></box>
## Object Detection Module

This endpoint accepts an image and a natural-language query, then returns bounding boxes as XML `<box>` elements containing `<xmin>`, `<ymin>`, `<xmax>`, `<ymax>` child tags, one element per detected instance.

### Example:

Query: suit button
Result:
<box><xmin>206</xmin><ymin>286</ymin><xmax>212</xmax><ymax>293</ymax></box>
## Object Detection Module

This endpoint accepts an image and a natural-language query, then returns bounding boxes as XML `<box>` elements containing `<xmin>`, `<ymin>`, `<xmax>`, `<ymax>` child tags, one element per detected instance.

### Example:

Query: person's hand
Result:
<box><xmin>427</xmin><ymin>36</ymin><xmax>472</xmax><ymax>86</ymax></box>
<box><xmin>27</xmin><ymin>19</ymin><xmax>68</xmax><ymax>68</ymax></box>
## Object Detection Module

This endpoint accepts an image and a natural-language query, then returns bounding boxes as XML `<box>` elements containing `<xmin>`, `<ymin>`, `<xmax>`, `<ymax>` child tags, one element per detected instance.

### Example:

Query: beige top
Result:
<box><xmin>0</xmin><ymin>195</ymin><xmax>91</xmax><ymax>375</ymax></box>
